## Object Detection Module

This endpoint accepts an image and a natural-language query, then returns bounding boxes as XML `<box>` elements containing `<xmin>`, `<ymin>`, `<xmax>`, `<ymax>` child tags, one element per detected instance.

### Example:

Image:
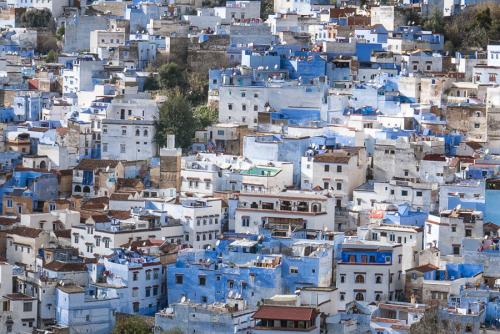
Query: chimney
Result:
<box><xmin>160</xmin><ymin>135</ymin><xmax>182</xmax><ymax>191</ymax></box>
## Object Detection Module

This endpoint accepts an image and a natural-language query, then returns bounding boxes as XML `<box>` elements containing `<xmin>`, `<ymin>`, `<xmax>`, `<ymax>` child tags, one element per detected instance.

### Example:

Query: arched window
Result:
<box><xmin>355</xmin><ymin>274</ymin><xmax>365</xmax><ymax>284</ymax></box>
<box><xmin>83</xmin><ymin>186</ymin><xmax>91</xmax><ymax>193</ymax></box>
<box><xmin>39</xmin><ymin>161</ymin><xmax>46</xmax><ymax>169</ymax></box>
<box><xmin>135</xmin><ymin>129</ymin><xmax>140</xmax><ymax>136</ymax></box>
<box><xmin>312</xmin><ymin>203</ymin><xmax>321</xmax><ymax>213</ymax></box>
<box><xmin>196</xmin><ymin>235</ymin><xmax>200</xmax><ymax>241</ymax></box>
<box><xmin>375</xmin><ymin>294</ymin><xmax>381</xmax><ymax>301</ymax></box>
<box><xmin>376</xmin><ymin>276</ymin><xmax>382</xmax><ymax>284</ymax></box>
<box><xmin>355</xmin><ymin>292</ymin><xmax>364</xmax><ymax>301</ymax></box>
<box><xmin>143</xmin><ymin>129</ymin><xmax>148</xmax><ymax>137</ymax></box>
<box><xmin>74</xmin><ymin>185</ymin><xmax>82</xmax><ymax>192</ymax></box>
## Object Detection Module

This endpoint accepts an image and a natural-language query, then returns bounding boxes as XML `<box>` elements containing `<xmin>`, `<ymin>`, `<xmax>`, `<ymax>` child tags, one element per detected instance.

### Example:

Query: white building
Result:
<box><xmin>235</xmin><ymin>191</ymin><xmax>336</xmax><ymax>233</ymax></box>
<box><xmin>301</xmin><ymin>147</ymin><xmax>368</xmax><ymax>208</ymax></box>
<box><xmin>62</xmin><ymin>57</ymin><xmax>105</xmax><ymax>95</ymax></box>
<box><xmin>218</xmin><ymin>80</ymin><xmax>328</xmax><ymax>128</ymax></box>
<box><xmin>107</xmin><ymin>196</ymin><xmax>223</xmax><ymax>249</ymax></box>
<box><xmin>101</xmin><ymin>96</ymin><xmax>158</xmax><ymax>161</ymax></box>
<box><xmin>71</xmin><ymin>215</ymin><xmax>184</xmax><ymax>258</ymax></box>
<box><xmin>424</xmin><ymin>208</ymin><xmax>483</xmax><ymax>256</ymax></box>
<box><xmin>6</xmin><ymin>0</ymin><xmax>68</xmax><ymax>18</ymax></box>
<box><xmin>353</xmin><ymin>179</ymin><xmax>439</xmax><ymax>213</ymax></box>
<box><xmin>336</xmin><ymin>238</ymin><xmax>404</xmax><ymax>310</ymax></box>
<box><xmin>181</xmin><ymin>153</ymin><xmax>294</xmax><ymax>197</ymax></box>
<box><xmin>487</xmin><ymin>43</ymin><xmax>500</xmax><ymax>67</ymax></box>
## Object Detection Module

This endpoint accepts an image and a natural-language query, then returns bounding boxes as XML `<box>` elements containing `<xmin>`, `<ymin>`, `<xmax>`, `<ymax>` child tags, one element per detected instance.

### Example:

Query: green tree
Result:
<box><xmin>161</xmin><ymin>329</ymin><xmax>184</xmax><ymax>334</ymax></box>
<box><xmin>193</xmin><ymin>105</ymin><xmax>218</xmax><ymax>129</ymax></box>
<box><xmin>158</xmin><ymin>62</ymin><xmax>186</xmax><ymax>90</ymax></box>
<box><xmin>260</xmin><ymin>0</ymin><xmax>274</xmax><ymax>20</ymax></box>
<box><xmin>476</xmin><ymin>7</ymin><xmax>492</xmax><ymax>30</ymax></box>
<box><xmin>45</xmin><ymin>50</ymin><xmax>57</xmax><ymax>63</ymax></box>
<box><xmin>144</xmin><ymin>74</ymin><xmax>160</xmax><ymax>91</ymax></box>
<box><xmin>112</xmin><ymin>316</ymin><xmax>151</xmax><ymax>334</ymax></box>
<box><xmin>423</xmin><ymin>10</ymin><xmax>444</xmax><ymax>34</ymax></box>
<box><xmin>155</xmin><ymin>90</ymin><xmax>195</xmax><ymax>149</ymax></box>
<box><xmin>56</xmin><ymin>26</ymin><xmax>65</xmax><ymax>41</ymax></box>
<box><xmin>20</xmin><ymin>8</ymin><xmax>53</xmax><ymax>28</ymax></box>
<box><xmin>186</xmin><ymin>72</ymin><xmax>208</xmax><ymax>106</ymax></box>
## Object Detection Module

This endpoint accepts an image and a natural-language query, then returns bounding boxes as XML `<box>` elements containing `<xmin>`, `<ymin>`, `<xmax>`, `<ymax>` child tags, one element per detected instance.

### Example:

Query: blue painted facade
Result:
<box><xmin>383</xmin><ymin>204</ymin><xmax>428</xmax><ymax>227</ymax></box>
<box><xmin>167</xmin><ymin>236</ymin><xmax>333</xmax><ymax>306</ymax></box>
<box><xmin>90</xmin><ymin>249</ymin><xmax>166</xmax><ymax>315</ymax></box>
<box><xmin>0</xmin><ymin>170</ymin><xmax>59</xmax><ymax>212</ymax></box>
<box><xmin>271</xmin><ymin>108</ymin><xmax>321</xmax><ymax>126</ymax></box>
<box><xmin>13</xmin><ymin>93</ymin><xmax>42</xmax><ymax>121</ymax></box>
<box><xmin>355</xmin><ymin>43</ymin><xmax>383</xmax><ymax>63</ymax></box>
<box><xmin>283</xmin><ymin>52</ymin><xmax>326</xmax><ymax>82</ymax></box>
<box><xmin>421</xmin><ymin>263</ymin><xmax>483</xmax><ymax>281</ymax></box>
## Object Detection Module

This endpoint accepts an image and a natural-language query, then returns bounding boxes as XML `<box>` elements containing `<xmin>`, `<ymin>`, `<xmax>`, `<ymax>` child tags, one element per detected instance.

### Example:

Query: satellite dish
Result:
<box><xmin>180</xmin><ymin>296</ymin><xmax>187</xmax><ymax>303</ymax></box>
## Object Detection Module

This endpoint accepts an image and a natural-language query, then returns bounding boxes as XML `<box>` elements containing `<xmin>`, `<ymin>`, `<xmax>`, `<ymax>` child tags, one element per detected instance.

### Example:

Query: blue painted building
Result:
<box><xmin>270</xmin><ymin>108</ymin><xmax>322</xmax><ymax>126</ymax></box>
<box><xmin>90</xmin><ymin>249</ymin><xmax>166</xmax><ymax>315</ymax></box>
<box><xmin>383</xmin><ymin>204</ymin><xmax>428</xmax><ymax>227</ymax></box>
<box><xmin>167</xmin><ymin>236</ymin><xmax>333</xmax><ymax>306</ymax></box>
<box><xmin>0</xmin><ymin>169</ymin><xmax>59</xmax><ymax>213</ymax></box>
<box><xmin>56</xmin><ymin>284</ymin><xmax>124</xmax><ymax>334</ymax></box>
<box><xmin>13</xmin><ymin>93</ymin><xmax>42</xmax><ymax>122</ymax></box>
<box><xmin>485</xmin><ymin>178</ymin><xmax>500</xmax><ymax>224</ymax></box>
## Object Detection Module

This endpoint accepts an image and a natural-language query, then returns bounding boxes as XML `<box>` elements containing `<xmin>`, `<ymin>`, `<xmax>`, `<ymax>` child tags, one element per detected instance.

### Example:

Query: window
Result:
<box><xmin>23</xmin><ymin>302</ymin><xmax>32</xmax><ymax>312</ymax></box>
<box><xmin>340</xmin><ymin>274</ymin><xmax>345</xmax><ymax>283</ymax></box>
<box><xmin>120</xmin><ymin>144</ymin><xmax>126</xmax><ymax>153</ymax></box>
<box><xmin>228</xmin><ymin>103</ymin><xmax>233</xmax><ymax>110</ymax></box>
<box><xmin>153</xmin><ymin>286</ymin><xmax>158</xmax><ymax>296</ymax></box>
<box><xmin>340</xmin><ymin>292</ymin><xmax>345</xmax><ymax>301</ymax></box>
<box><xmin>337</xmin><ymin>165</ymin><xmax>342</xmax><ymax>172</ymax></box>
<box><xmin>6</xmin><ymin>199</ymin><xmax>12</xmax><ymax>208</ymax></box>
<box><xmin>132</xmin><ymin>288</ymin><xmax>139</xmax><ymax>298</ymax></box>
<box><xmin>135</xmin><ymin>129</ymin><xmax>140</xmax><ymax>136</ymax></box>
<box><xmin>375</xmin><ymin>275</ymin><xmax>382</xmax><ymax>284</ymax></box>
<box><xmin>133</xmin><ymin>272</ymin><xmax>139</xmax><ymax>281</ymax></box>
<box><xmin>121</xmin><ymin>127</ymin><xmax>127</xmax><ymax>135</ymax></box>
<box><xmin>290</xmin><ymin>267</ymin><xmax>299</xmax><ymax>274</ymax></box>
<box><xmin>73</xmin><ymin>234</ymin><xmax>79</xmax><ymax>244</ymax></box>
<box><xmin>416</xmin><ymin>191</ymin><xmax>422</xmax><ymax>197</ymax></box>
<box><xmin>323</xmin><ymin>182</ymin><xmax>329</xmax><ymax>190</ymax></box>
<box><xmin>253</xmin><ymin>105</ymin><xmax>258</xmax><ymax>111</ymax></box>
<box><xmin>453</xmin><ymin>245</ymin><xmax>460</xmax><ymax>255</ymax></box>
<box><xmin>242</xmin><ymin>104</ymin><xmax>246</xmax><ymax>111</ymax></box>
<box><xmin>146</xmin><ymin>270</ymin><xmax>151</xmax><ymax>280</ymax></box>
<box><xmin>401</xmin><ymin>190</ymin><xmax>408</xmax><ymax>196</ymax></box>
<box><xmin>451</xmin><ymin>225</ymin><xmax>456</xmax><ymax>232</ymax></box>
<box><xmin>145</xmin><ymin>287</ymin><xmax>151</xmax><ymax>297</ymax></box>
<box><xmin>355</xmin><ymin>292</ymin><xmax>364</xmax><ymax>301</ymax></box>
<box><xmin>175</xmin><ymin>275</ymin><xmax>183</xmax><ymax>284</ymax></box>
<box><xmin>133</xmin><ymin>302</ymin><xmax>139</xmax><ymax>313</ymax></box>
<box><xmin>324</xmin><ymin>165</ymin><xmax>330</xmax><ymax>172</ymax></box>
<box><xmin>336</xmin><ymin>183</ymin><xmax>342</xmax><ymax>190</ymax></box>
<box><xmin>474</xmin><ymin>123</ymin><xmax>480</xmax><ymax>129</ymax></box>
<box><xmin>465</xmin><ymin>229</ymin><xmax>472</xmax><ymax>237</ymax></box>
<box><xmin>355</xmin><ymin>274</ymin><xmax>365</xmax><ymax>284</ymax></box>
<box><xmin>198</xmin><ymin>276</ymin><xmax>206</xmax><ymax>286</ymax></box>
<box><xmin>104</xmin><ymin>239</ymin><xmax>110</xmax><ymax>248</ymax></box>
<box><xmin>102</xmin><ymin>143</ymin><xmax>108</xmax><ymax>152</ymax></box>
